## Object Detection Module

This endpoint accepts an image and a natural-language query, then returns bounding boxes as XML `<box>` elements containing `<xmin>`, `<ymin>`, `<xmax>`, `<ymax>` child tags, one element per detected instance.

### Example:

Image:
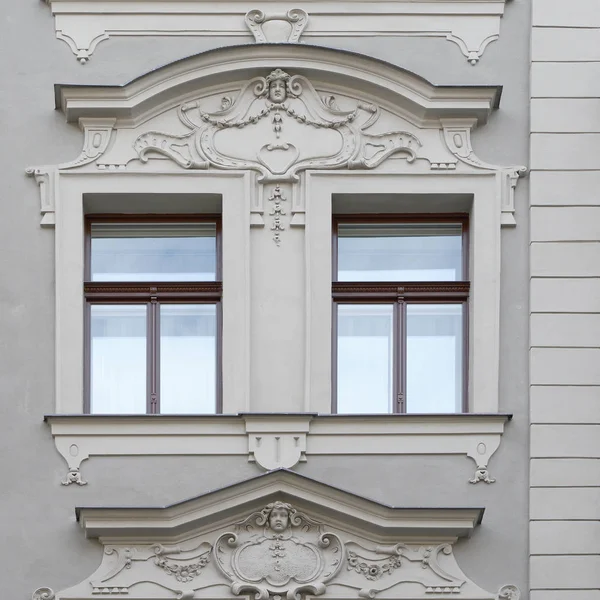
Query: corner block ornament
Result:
<box><xmin>36</xmin><ymin>496</ymin><xmax>521</xmax><ymax>600</ymax></box>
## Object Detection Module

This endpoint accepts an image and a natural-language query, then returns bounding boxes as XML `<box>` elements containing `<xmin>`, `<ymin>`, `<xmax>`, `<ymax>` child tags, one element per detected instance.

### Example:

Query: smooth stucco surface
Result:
<box><xmin>0</xmin><ymin>1</ymin><xmax>530</xmax><ymax>597</ymax></box>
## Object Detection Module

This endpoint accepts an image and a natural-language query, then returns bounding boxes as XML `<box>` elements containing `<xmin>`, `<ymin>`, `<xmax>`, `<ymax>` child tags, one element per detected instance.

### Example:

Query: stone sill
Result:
<box><xmin>45</xmin><ymin>413</ymin><xmax>511</xmax><ymax>486</ymax></box>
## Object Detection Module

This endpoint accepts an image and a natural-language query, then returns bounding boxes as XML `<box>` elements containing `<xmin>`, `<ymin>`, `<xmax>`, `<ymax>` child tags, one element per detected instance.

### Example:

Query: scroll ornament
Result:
<box><xmin>134</xmin><ymin>69</ymin><xmax>422</xmax><ymax>183</ymax></box>
<box><xmin>35</xmin><ymin>501</ymin><xmax>520</xmax><ymax>600</ymax></box>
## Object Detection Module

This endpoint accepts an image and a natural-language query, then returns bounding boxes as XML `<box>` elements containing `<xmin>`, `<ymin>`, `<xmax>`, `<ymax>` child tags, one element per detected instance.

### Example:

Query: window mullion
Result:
<box><xmin>395</xmin><ymin>298</ymin><xmax>406</xmax><ymax>414</ymax></box>
<box><xmin>148</xmin><ymin>298</ymin><xmax>160</xmax><ymax>414</ymax></box>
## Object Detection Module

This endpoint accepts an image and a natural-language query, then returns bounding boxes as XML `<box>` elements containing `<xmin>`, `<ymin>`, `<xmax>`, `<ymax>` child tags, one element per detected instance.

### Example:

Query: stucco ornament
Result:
<box><xmin>134</xmin><ymin>69</ymin><xmax>421</xmax><ymax>183</ymax></box>
<box><xmin>214</xmin><ymin>501</ymin><xmax>343</xmax><ymax>599</ymax></box>
<box><xmin>245</xmin><ymin>9</ymin><xmax>309</xmax><ymax>43</ymax></box>
<box><xmin>497</xmin><ymin>584</ymin><xmax>521</xmax><ymax>600</ymax></box>
<box><xmin>32</xmin><ymin>588</ymin><xmax>55</xmax><ymax>600</ymax></box>
<box><xmin>34</xmin><ymin>487</ymin><xmax>521</xmax><ymax>600</ymax></box>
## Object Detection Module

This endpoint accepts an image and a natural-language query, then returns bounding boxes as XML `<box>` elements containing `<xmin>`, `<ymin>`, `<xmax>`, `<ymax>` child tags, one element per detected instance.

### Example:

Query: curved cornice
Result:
<box><xmin>54</xmin><ymin>44</ymin><xmax>501</xmax><ymax>127</ymax></box>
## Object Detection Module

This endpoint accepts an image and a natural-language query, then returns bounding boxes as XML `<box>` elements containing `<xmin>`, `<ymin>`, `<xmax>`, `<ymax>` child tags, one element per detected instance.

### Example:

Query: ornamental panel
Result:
<box><xmin>32</xmin><ymin>470</ymin><xmax>520</xmax><ymax>600</ymax></box>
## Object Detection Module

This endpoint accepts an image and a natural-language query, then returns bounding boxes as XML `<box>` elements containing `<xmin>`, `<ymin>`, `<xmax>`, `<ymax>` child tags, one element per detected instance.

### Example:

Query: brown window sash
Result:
<box><xmin>332</xmin><ymin>214</ymin><xmax>470</xmax><ymax>414</ymax></box>
<box><xmin>83</xmin><ymin>215</ymin><xmax>223</xmax><ymax>414</ymax></box>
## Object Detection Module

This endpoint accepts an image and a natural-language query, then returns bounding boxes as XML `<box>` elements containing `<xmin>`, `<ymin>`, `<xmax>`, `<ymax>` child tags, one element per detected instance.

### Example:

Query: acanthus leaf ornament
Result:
<box><xmin>134</xmin><ymin>69</ymin><xmax>423</xmax><ymax>183</ymax></box>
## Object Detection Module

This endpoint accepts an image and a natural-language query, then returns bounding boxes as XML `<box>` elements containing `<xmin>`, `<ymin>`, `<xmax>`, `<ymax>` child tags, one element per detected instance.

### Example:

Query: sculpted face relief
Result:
<box><xmin>268</xmin><ymin>505</ymin><xmax>290</xmax><ymax>532</ymax></box>
<box><xmin>268</xmin><ymin>79</ymin><xmax>287</xmax><ymax>103</ymax></box>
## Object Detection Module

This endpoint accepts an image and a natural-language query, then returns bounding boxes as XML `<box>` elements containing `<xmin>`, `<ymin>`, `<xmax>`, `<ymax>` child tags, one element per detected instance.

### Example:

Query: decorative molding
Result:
<box><xmin>245</xmin><ymin>415</ymin><xmax>311</xmax><ymax>470</ymax></box>
<box><xmin>134</xmin><ymin>68</ymin><xmax>422</xmax><ymax>183</ymax></box>
<box><xmin>245</xmin><ymin>9</ymin><xmax>309</xmax><ymax>43</ymax></box>
<box><xmin>497</xmin><ymin>584</ymin><xmax>521</xmax><ymax>600</ymax></box>
<box><xmin>44</xmin><ymin>0</ymin><xmax>510</xmax><ymax>64</ymax></box>
<box><xmin>37</xmin><ymin>47</ymin><xmax>522</xmax><ymax>227</ymax></box>
<box><xmin>442</xmin><ymin>123</ymin><xmax>528</xmax><ymax>226</ymax></box>
<box><xmin>44</xmin><ymin>413</ymin><xmax>510</xmax><ymax>486</ymax></box>
<box><xmin>24</xmin><ymin>166</ymin><xmax>57</xmax><ymax>227</ymax></box>
<box><xmin>53</xmin><ymin>45</ymin><xmax>501</xmax><ymax>126</ymax></box>
<box><xmin>61</xmin><ymin>467</ymin><xmax>87</xmax><ymax>486</ymax></box>
<box><xmin>32</xmin><ymin>588</ymin><xmax>55</xmax><ymax>600</ymax></box>
<box><xmin>35</xmin><ymin>472</ymin><xmax>518</xmax><ymax>599</ymax></box>
<box><xmin>153</xmin><ymin>543</ymin><xmax>211</xmax><ymax>583</ymax></box>
<box><xmin>26</xmin><ymin>118</ymin><xmax>115</xmax><ymax>226</ymax></box>
<box><xmin>267</xmin><ymin>185</ymin><xmax>287</xmax><ymax>244</ymax></box>
<box><xmin>214</xmin><ymin>501</ymin><xmax>343</xmax><ymax>599</ymax></box>
<box><xmin>55</xmin><ymin>30</ymin><xmax>110</xmax><ymax>64</ymax></box>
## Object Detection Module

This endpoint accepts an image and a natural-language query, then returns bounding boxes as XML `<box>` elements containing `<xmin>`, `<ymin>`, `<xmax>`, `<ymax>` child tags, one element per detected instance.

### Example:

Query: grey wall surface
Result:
<box><xmin>0</xmin><ymin>0</ymin><xmax>530</xmax><ymax>597</ymax></box>
<box><xmin>530</xmin><ymin>0</ymin><xmax>600</xmax><ymax>597</ymax></box>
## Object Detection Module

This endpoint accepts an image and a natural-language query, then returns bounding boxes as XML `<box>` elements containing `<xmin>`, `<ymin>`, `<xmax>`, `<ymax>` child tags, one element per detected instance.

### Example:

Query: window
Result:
<box><xmin>84</xmin><ymin>216</ymin><xmax>222</xmax><ymax>414</ymax></box>
<box><xmin>332</xmin><ymin>215</ymin><xmax>469</xmax><ymax>414</ymax></box>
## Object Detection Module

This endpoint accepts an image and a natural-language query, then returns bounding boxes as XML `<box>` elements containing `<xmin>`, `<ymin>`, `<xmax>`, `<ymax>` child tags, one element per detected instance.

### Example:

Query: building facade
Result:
<box><xmin>0</xmin><ymin>1</ymin><xmax>596</xmax><ymax>599</ymax></box>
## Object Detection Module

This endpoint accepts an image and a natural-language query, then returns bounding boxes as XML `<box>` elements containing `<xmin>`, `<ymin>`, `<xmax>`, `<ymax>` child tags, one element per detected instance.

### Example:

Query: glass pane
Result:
<box><xmin>160</xmin><ymin>304</ymin><xmax>217</xmax><ymax>414</ymax></box>
<box><xmin>338</xmin><ymin>223</ymin><xmax>463</xmax><ymax>282</ymax></box>
<box><xmin>91</xmin><ymin>222</ymin><xmax>217</xmax><ymax>282</ymax></box>
<box><xmin>337</xmin><ymin>304</ymin><xmax>394</xmax><ymax>414</ymax></box>
<box><xmin>406</xmin><ymin>304</ymin><xmax>463</xmax><ymax>413</ymax></box>
<box><xmin>90</xmin><ymin>304</ymin><xmax>147</xmax><ymax>414</ymax></box>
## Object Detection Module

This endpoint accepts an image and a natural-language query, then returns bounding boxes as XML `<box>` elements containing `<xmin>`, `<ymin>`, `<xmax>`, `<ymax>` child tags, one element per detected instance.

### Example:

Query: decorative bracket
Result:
<box><xmin>56</xmin><ymin>30</ymin><xmax>110</xmax><ymax>64</ymax></box>
<box><xmin>245</xmin><ymin>9</ymin><xmax>309</xmax><ymax>43</ymax></box>
<box><xmin>466</xmin><ymin>437</ymin><xmax>501</xmax><ymax>484</ymax></box>
<box><xmin>243</xmin><ymin>414</ymin><xmax>312</xmax><ymax>470</ymax></box>
<box><xmin>442</xmin><ymin>122</ymin><xmax>528</xmax><ymax>226</ymax></box>
<box><xmin>26</xmin><ymin>118</ymin><xmax>115</xmax><ymax>227</ymax></box>
<box><xmin>45</xmin><ymin>414</ymin><xmax>509</xmax><ymax>486</ymax></box>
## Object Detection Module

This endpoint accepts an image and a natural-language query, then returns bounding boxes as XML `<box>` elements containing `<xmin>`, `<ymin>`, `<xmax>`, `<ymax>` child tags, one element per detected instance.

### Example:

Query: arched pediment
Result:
<box><xmin>55</xmin><ymin>44</ymin><xmax>501</xmax><ymax>127</ymax></box>
<box><xmin>34</xmin><ymin>470</ymin><xmax>520</xmax><ymax>600</ymax></box>
<box><xmin>30</xmin><ymin>43</ymin><xmax>525</xmax><ymax>226</ymax></box>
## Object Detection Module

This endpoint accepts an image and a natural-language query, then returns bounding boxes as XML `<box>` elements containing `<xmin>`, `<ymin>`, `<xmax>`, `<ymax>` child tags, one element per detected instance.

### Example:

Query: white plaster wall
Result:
<box><xmin>530</xmin><ymin>0</ymin><xmax>600</xmax><ymax>597</ymax></box>
<box><xmin>0</xmin><ymin>0</ymin><xmax>530</xmax><ymax>598</ymax></box>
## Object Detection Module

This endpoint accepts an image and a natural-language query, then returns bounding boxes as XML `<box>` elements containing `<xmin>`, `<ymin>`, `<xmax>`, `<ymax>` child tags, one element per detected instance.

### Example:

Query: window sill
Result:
<box><xmin>45</xmin><ymin>412</ymin><xmax>511</xmax><ymax>486</ymax></box>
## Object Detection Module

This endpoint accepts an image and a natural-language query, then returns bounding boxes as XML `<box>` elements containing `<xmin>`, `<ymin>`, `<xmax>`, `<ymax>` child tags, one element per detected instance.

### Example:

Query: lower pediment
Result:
<box><xmin>35</xmin><ymin>470</ymin><xmax>519</xmax><ymax>600</ymax></box>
